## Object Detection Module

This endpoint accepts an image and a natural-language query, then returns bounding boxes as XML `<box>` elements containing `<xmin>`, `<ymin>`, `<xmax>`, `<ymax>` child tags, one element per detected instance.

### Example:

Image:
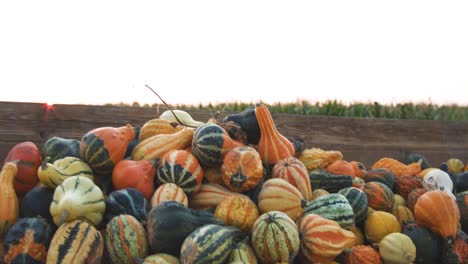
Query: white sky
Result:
<box><xmin>1</xmin><ymin>1</ymin><xmax>467</xmax><ymax>106</ymax></box>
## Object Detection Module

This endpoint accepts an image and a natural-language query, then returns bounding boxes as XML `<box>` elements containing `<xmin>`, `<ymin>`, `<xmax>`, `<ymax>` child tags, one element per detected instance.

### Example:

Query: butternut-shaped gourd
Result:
<box><xmin>139</xmin><ymin>118</ymin><xmax>184</xmax><ymax>142</ymax></box>
<box><xmin>38</xmin><ymin>156</ymin><xmax>94</xmax><ymax>188</ymax></box>
<box><xmin>255</xmin><ymin>104</ymin><xmax>295</xmax><ymax>166</ymax></box>
<box><xmin>0</xmin><ymin>162</ymin><xmax>19</xmax><ymax>237</ymax></box>
<box><xmin>50</xmin><ymin>176</ymin><xmax>106</xmax><ymax>226</ymax></box>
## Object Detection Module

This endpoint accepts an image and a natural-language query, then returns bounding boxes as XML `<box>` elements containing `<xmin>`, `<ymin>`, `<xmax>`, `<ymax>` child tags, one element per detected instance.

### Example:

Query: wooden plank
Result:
<box><xmin>0</xmin><ymin>101</ymin><xmax>467</xmax><ymax>168</ymax></box>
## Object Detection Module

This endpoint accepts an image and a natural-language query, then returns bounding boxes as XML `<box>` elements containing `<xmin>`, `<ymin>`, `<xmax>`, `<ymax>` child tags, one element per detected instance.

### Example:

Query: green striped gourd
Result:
<box><xmin>3</xmin><ymin>217</ymin><xmax>53</xmax><ymax>264</ymax></box>
<box><xmin>251</xmin><ymin>211</ymin><xmax>300</xmax><ymax>263</ymax></box>
<box><xmin>180</xmin><ymin>224</ymin><xmax>244</xmax><ymax>264</ymax></box>
<box><xmin>42</xmin><ymin>136</ymin><xmax>81</xmax><ymax>163</ymax></box>
<box><xmin>143</xmin><ymin>254</ymin><xmax>180</xmax><ymax>264</ymax></box>
<box><xmin>38</xmin><ymin>156</ymin><xmax>94</xmax><ymax>188</ymax></box>
<box><xmin>303</xmin><ymin>193</ymin><xmax>355</xmax><ymax>230</ymax></box>
<box><xmin>365</xmin><ymin>168</ymin><xmax>395</xmax><ymax>190</ymax></box>
<box><xmin>105</xmin><ymin>188</ymin><xmax>150</xmax><ymax>224</ymax></box>
<box><xmin>157</xmin><ymin>150</ymin><xmax>204</xmax><ymax>195</ymax></box>
<box><xmin>272</xmin><ymin>156</ymin><xmax>313</xmax><ymax>201</ymax></box>
<box><xmin>338</xmin><ymin>187</ymin><xmax>369</xmax><ymax>225</ymax></box>
<box><xmin>80</xmin><ymin>124</ymin><xmax>135</xmax><ymax>175</ymax></box>
<box><xmin>50</xmin><ymin>176</ymin><xmax>106</xmax><ymax>226</ymax></box>
<box><xmin>105</xmin><ymin>214</ymin><xmax>148</xmax><ymax>264</ymax></box>
<box><xmin>363</xmin><ymin>181</ymin><xmax>394</xmax><ymax>212</ymax></box>
<box><xmin>309</xmin><ymin>169</ymin><xmax>353</xmax><ymax>193</ymax></box>
<box><xmin>227</xmin><ymin>238</ymin><xmax>258</xmax><ymax>264</ymax></box>
<box><xmin>46</xmin><ymin>220</ymin><xmax>103</xmax><ymax>264</ymax></box>
<box><xmin>191</xmin><ymin>123</ymin><xmax>243</xmax><ymax>168</ymax></box>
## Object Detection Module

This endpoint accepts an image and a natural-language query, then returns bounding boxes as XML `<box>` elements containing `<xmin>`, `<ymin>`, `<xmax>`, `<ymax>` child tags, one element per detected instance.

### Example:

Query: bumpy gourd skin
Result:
<box><xmin>50</xmin><ymin>176</ymin><xmax>105</xmax><ymax>226</ymax></box>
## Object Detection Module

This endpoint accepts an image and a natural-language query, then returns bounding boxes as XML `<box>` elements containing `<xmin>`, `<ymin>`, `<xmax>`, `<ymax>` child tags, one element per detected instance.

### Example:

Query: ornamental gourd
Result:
<box><xmin>363</xmin><ymin>181</ymin><xmax>394</xmax><ymax>212</ymax></box>
<box><xmin>364</xmin><ymin>211</ymin><xmax>401</xmax><ymax>243</ymax></box>
<box><xmin>138</xmin><ymin>118</ymin><xmax>184</xmax><ymax>142</ymax></box>
<box><xmin>112</xmin><ymin>159</ymin><xmax>157</xmax><ymax>200</ymax></box>
<box><xmin>41</xmin><ymin>136</ymin><xmax>81</xmax><ymax>163</ymax></box>
<box><xmin>344</xmin><ymin>245</ymin><xmax>382</xmax><ymax>264</ymax></box>
<box><xmin>159</xmin><ymin>109</ymin><xmax>205</xmax><ymax>127</ymax></box>
<box><xmin>228</xmin><ymin>238</ymin><xmax>258</xmax><ymax>264</ymax></box>
<box><xmin>0</xmin><ymin>162</ymin><xmax>19</xmax><ymax>237</ymax></box>
<box><xmin>221</xmin><ymin>146</ymin><xmax>263</xmax><ymax>193</ymax></box>
<box><xmin>214</xmin><ymin>195</ymin><xmax>259</xmax><ymax>232</ymax></box>
<box><xmin>105</xmin><ymin>188</ymin><xmax>150</xmax><ymax>224</ymax></box>
<box><xmin>272</xmin><ymin>156</ymin><xmax>313</xmax><ymax>201</ymax></box>
<box><xmin>371</xmin><ymin>157</ymin><xmax>422</xmax><ymax>177</ymax></box>
<box><xmin>38</xmin><ymin>156</ymin><xmax>94</xmax><ymax>188</ymax></box>
<box><xmin>255</xmin><ymin>104</ymin><xmax>295</xmax><ymax>166</ymax></box>
<box><xmin>151</xmin><ymin>183</ymin><xmax>188</xmax><ymax>208</ymax></box>
<box><xmin>50</xmin><ymin>176</ymin><xmax>106</xmax><ymax>226</ymax></box>
<box><xmin>303</xmin><ymin>193</ymin><xmax>355</xmax><ymax>230</ymax></box>
<box><xmin>188</xmin><ymin>183</ymin><xmax>242</xmax><ymax>210</ymax></box>
<box><xmin>80</xmin><ymin>124</ymin><xmax>135</xmax><ymax>175</ymax></box>
<box><xmin>20</xmin><ymin>186</ymin><xmax>55</xmax><ymax>225</ymax></box>
<box><xmin>326</xmin><ymin>160</ymin><xmax>356</xmax><ymax>177</ymax></box>
<box><xmin>4</xmin><ymin>142</ymin><xmax>42</xmax><ymax>196</ymax></box>
<box><xmin>297</xmin><ymin>213</ymin><xmax>356</xmax><ymax>264</ymax></box>
<box><xmin>414</xmin><ymin>190</ymin><xmax>460</xmax><ymax>239</ymax></box>
<box><xmin>379</xmin><ymin>233</ymin><xmax>416</xmax><ymax>264</ymax></box>
<box><xmin>298</xmin><ymin>147</ymin><xmax>343</xmax><ymax>171</ymax></box>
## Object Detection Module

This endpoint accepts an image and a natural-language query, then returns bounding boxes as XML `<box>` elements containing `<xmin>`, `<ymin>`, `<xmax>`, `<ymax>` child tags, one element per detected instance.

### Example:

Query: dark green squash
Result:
<box><xmin>104</xmin><ymin>188</ymin><xmax>150</xmax><ymax>225</ymax></box>
<box><xmin>457</xmin><ymin>193</ymin><xmax>468</xmax><ymax>235</ymax></box>
<box><xmin>455</xmin><ymin>172</ymin><xmax>468</xmax><ymax>194</ymax></box>
<box><xmin>403</xmin><ymin>222</ymin><xmax>442</xmax><ymax>264</ymax></box>
<box><xmin>222</xmin><ymin>106</ymin><xmax>260</xmax><ymax>145</ymax></box>
<box><xmin>338</xmin><ymin>187</ymin><xmax>369</xmax><ymax>225</ymax></box>
<box><xmin>124</xmin><ymin>125</ymin><xmax>140</xmax><ymax>159</ymax></box>
<box><xmin>3</xmin><ymin>217</ymin><xmax>53</xmax><ymax>264</ymax></box>
<box><xmin>146</xmin><ymin>201</ymin><xmax>223</xmax><ymax>256</ymax></box>
<box><xmin>41</xmin><ymin>136</ymin><xmax>81</xmax><ymax>163</ymax></box>
<box><xmin>180</xmin><ymin>224</ymin><xmax>244</xmax><ymax>264</ymax></box>
<box><xmin>309</xmin><ymin>169</ymin><xmax>353</xmax><ymax>193</ymax></box>
<box><xmin>20</xmin><ymin>186</ymin><xmax>55</xmax><ymax>226</ymax></box>
<box><xmin>365</xmin><ymin>168</ymin><xmax>395</xmax><ymax>190</ymax></box>
<box><xmin>406</xmin><ymin>153</ymin><xmax>431</xmax><ymax>170</ymax></box>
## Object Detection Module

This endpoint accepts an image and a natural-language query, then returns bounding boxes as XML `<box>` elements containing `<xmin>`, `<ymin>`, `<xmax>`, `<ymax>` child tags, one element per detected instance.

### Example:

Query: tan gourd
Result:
<box><xmin>0</xmin><ymin>162</ymin><xmax>19</xmax><ymax>236</ymax></box>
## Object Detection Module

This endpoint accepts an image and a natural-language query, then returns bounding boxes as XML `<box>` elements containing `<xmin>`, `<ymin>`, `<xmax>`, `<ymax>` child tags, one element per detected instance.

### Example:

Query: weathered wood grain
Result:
<box><xmin>0</xmin><ymin>101</ymin><xmax>466</xmax><ymax>167</ymax></box>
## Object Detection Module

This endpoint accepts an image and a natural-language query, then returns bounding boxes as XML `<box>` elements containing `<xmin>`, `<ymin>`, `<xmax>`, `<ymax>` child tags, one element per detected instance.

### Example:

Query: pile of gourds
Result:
<box><xmin>1</xmin><ymin>104</ymin><xmax>468</xmax><ymax>264</ymax></box>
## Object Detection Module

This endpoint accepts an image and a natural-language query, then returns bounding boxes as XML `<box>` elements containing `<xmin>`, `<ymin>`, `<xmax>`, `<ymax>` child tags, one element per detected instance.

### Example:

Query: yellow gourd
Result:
<box><xmin>38</xmin><ymin>156</ymin><xmax>94</xmax><ymax>188</ymax></box>
<box><xmin>379</xmin><ymin>233</ymin><xmax>416</xmax><ymax>264</ymax></box>
<box><xmin>0</xmin><ymin>162</ymin><xmax>19</xmax><ymax>236</ymax></box>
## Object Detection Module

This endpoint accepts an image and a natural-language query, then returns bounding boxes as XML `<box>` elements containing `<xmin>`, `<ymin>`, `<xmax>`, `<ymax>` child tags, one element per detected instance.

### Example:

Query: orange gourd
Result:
<box><xmin>222</xmin><ymin>146</ymin><xmax>263</xmax><ymax>193</ymax></box>
<box><xmin>214</xmin><ymin>195</ymin><xmax>259</xmax><ymax>232</ymax></box>
<box><xmin>255</xmin><ymin>104</ymin><xmax>294</xmax><ymax>166</ymax></box>
<box><xmin>344</xmin><ymin>245</ymin><xmax>382</xmax><ymax>264</ymax></box>
<box><xmin>350</xmin><ymin>161</ymin><xmax>367</xmax><ymax>179</ymax></box>
<box><xmin>138</xmin><ymin>118</ymin><xmax>184</xmax><ymax>142</ymax></box>
<box><xmin>414</xmin><ymin>190</ymin><xmax>460</xmax><ymax>239</ymax></box>
<box><xmin>371</xmin><ymin>157</ymin><xmax>422</xmax><ymax>177</ymax></box>
<box><xmin>326</xmin><ymin>160</ymin><xmax>356</xmax><ymax>177</ymax></box>
<box><xmin>112</xmin><ymin>159</ymin><xmax>157</xmax><ymax>199</ymax></box>
<box><xmin>272</xmin><ymin>157</ymin><xmax>313</xmax><ymax>201</ymax></box>
<box><xmin>0</xmin><ymin>162</ymin><xmax>19</xmax><ymax>237</ymax></box>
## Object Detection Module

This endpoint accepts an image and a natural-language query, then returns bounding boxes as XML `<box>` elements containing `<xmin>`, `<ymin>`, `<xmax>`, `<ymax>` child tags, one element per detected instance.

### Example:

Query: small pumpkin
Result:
<box><xmin>363</xmin><ymin>181</ymin><xmax>394</xmax><ymax>212</ymax></box>
<box><xmin>46</xmin><ymin>220</ymin><xmax>103</xmax><ymax>263</ymax></box>
<box><xmin>41</xmin><ymin>136</ymin><xmax>81</xmax><ymax>163</ymax></box>
<box><xmin>414</xmin><ymin>190</ymin><xmax>460</xmax><ymax>239</ymax></box>
<box><xmin>394</xmin><ymin>175</ymin><xmax>423</xmax><ymax>200</ymax></box>
<box><xmin>221</xmin><ymin>146</ymin><xmax>263</xmax><ymax>193</ymax></box>
<box><xmin>272</xmin><ymin>156</ymin><xmax>312</xmax><ymax>201</ymax></box>
<box><xmin>255</xmin><ymin>104</ymin><xmax>295</xmax><ymax>166</ymax></box>
<box><xmin>4</xmin><ymin>142</ymin><xmax>42</xmax><ymax>196</ymax></box>
<box><xmin>258</xmin><ymin>178</ymin><xmax>305</xmax><ymax>221</ymax></box>
<box><xmin>112</xmin><ymin>159</ymin><xmax>157</xmax><ymax>200</ymax></box>
<box><xmin>37</xmin><ymin>156</ymin><xmax>94</xmax><ymax>189</ymax></box>
<box><xmin>0</xmin><ymin>162</ymin><xmax>19</xmax><ymax>237</ymax></box>
<box><xmin>157</xmin><ymin>150</ymin><xmax>204</xmax><ymax>195</ymax></box>
<box><xmin>50</xmin><ymin>176</ymin><xmax>106</xmax><ymax>226</ymax></box>
<box><xmin>344</xmin><ymin>245</ymin><xmax>382</xmax><ymax>264</ymax></box>
<box><xmin>297</xmin><ymin>213</ymin><xmax>356</xmax><ymax>264</ymax></box>
<box><xmin>151</xmin><ymin>183</ymin><xmax>188</xmax><ymax>208</ymax></box>
<box><xmin>251</xmin><ymin>211</ymin><xmax>300</xmax><ymax>264</ymax></box>
<box><xmin>138</xmin><ymin>118</ymin><xmax>184</xmax><ymax>142</ymax></box>
<box><xmin>104</xmin><ymin>188</ymin><xmax>150</xmax><ymax>224</ymax></box>
<box><xmin>379</xmin><ymin>232</ymin><xmax>416</xmax><ymax>264</ymax></box>
<box><xmin>364</xmin><ymin>211</ymin><xmax>401</xmax><ymax>243</ymax></box>
<box><xmin>371</xmin><ymin>157</ymin><xmax>422</xmax><ymax>177</ymax></box>
<box><xmin>298</xmin><ymin>147</ymin><xmax>343</xmax><ymax>171</ymax></box>
<box><xmin>326</xmin><ymin>160</ymin><xmax>355</xmax><ymax>177</ymax></box>
<box><xmin>214</xmin><ymin>195</ymin><xmax>259</xmax><ymax>232</ymax></box>
<box><xmin>80</xmin><ymin>124</ymin><xmax>135</xmax><ymax>175</ymax></box>
<box><xmin>3</xmin><ymin>217</ymin><xmax>53</xmax><ymax>264</ymax></box>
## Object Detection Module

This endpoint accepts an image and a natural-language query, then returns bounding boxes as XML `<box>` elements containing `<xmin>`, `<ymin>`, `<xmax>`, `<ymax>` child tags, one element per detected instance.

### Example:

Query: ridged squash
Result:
<box><xmin>379</xmin><ymin>233</ymin><xmax>416</xmax><ymax>264</ymax></box>
<box><xmin>38</xmin><ymin>156</ymin><xmax>94</xmax><ymax>188</ymax></box>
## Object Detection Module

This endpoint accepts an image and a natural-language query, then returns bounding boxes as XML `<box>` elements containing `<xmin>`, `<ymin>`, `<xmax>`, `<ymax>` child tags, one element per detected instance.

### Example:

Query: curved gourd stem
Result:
<box><xmin>57</xmin><ymin>210</ymin><xmax>70</xmax><ymax>226</ymax></box>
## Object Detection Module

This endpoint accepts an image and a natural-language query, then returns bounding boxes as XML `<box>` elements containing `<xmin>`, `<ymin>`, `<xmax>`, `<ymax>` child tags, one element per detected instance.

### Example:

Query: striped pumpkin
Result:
<box><xmin>105</xmin><ymin>188</ymin><xmax>150</xmax><ymax>224</ymax></box>
<box><xmin>143</xmin><ymin>254</ymin><xmax>180</xmax><ymax>264</ymax></box>
<box><xmin>392</xmin><ymin>205</ymin><xmax>415</xmax><ymax>227</ymax></box>
<box><xmin>363</xmin><ymin>181</ymin><xmax>394</xmax><ymax>212</ymax></box>
<box><xmin>365</xmin><ymin>168</ymin><xmax>395</xmax><ymax>190</ymax></box>
<box><xmin>272</xmin><ymin>156</ymin><xmax>313</xmax><ymax>201</ymax></box>
<box><xmin>105</xmin><ymin>214</ymin><xmax>148</xmax><ymax>264</ymax></box>
<box><xmin>42</xmin><ymin>136</ymin><xmax>81</xmax><ymax>163</ymax></box>
<box><xmin>132</xmin><ymin>128</ymin><xmax>194</xmax><ymax>161</ymax></box>
<box><xmin>188</xmin><ymin>183</ymin><xmax>242</xmax><ymax>210</ymax></box>
<box><xmin>151</xmin><ymin>183</ymin><xmax>188</xmax><ymax>208</ymax></box>
<box><xmin>157</xmin><ymin>150</ymin><xmax>204</xmax><ymax>195</ymax></box>
<box><xmin>180</xmin><ymin>224</ymin><xmax>244</xmax><ymax>264</ymax></box>
<box><xmin>303</xmin><ymin>193</ymin><xmax>355</xmax><ymax>230</ymax></box>
<box><xmin>338</xmin><ymin>187</ymin><xmax>369</xmax><ymax>225</ymax></box>
<box><xmin>221</xmin><ymin>146</ymin><xmax>263</xmax><ymax>193</ymax></box>
<box><xmin>298</xmin><ymin>213</ymin><xmax>356</xmax><ymax>264</ymax></box>
<box><xmin>138</xmin><ymin>118</ymin><xmax>184</xmax><ymax>142</ymax></box>
<box><xmin>214</xmin><ymin>195</ymin><xmax>259</xmax><ymax>232</ymax></box>
<box><xmin>38</xmin><ymin>156</ymin><xmax>94</xmax><ymax>188</ymax></box>
<box><xmin>50</xmin><ymin>176</ymin><xmax>106</xmax><ymax>226</ymax></box>
<box><xmin>228</xmin><ymin>238</ymin><xmax>258</xmax><ymax>264</ymax></box>
<box><xmin>258</xmin><ymin>178</ymin><xmax>305</xmax><ymax>221</ymax></box>
<box><xmin>255</xmin><ymin>104</ymin><xmax>295</xmax><ymax>166</ymax></box>
<box><xmin>251</xmin><ymin>211</ymin><xmax>300</xmax><ymax>263</ymax></box>
<box><xmin>3</xmin><ymin>217</ymin><xmax>53</xmax><ymax>264</ymax></box>
<box><xmin>80</xmin><ymin>124</ymin><xmax>135</xmax><ymax>175</ymax></box>
<box><xmin>46</xmin><ymin>220</ymin><xmax>103</xmax><ymax>263</ymax></box>
<box><xmin>191</xmin><ymin>123</ymin><xmax>244</xmax><ymax>168</ymax></box>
